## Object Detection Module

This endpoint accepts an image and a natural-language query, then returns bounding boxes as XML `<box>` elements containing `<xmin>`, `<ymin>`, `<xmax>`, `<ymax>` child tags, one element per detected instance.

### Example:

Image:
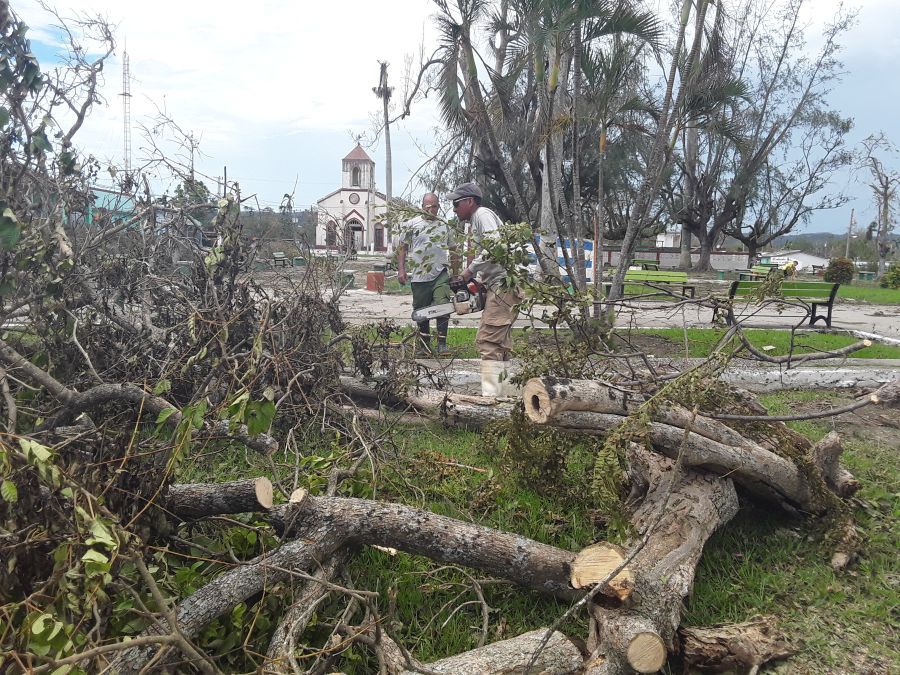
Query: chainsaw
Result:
<box><xmin>411</xmin><ymin>278</ymin><xmax>486</xmax><ymax>322</ymax></box>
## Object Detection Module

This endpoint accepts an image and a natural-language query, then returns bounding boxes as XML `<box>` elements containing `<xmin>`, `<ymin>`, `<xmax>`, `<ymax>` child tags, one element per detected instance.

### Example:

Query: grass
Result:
<box><xmin>381</xmin><ymin>278</ymin><xmax>411</xmax><ymax>295</ymax></box>
<box><xmin>336</xmin><ymin>426</ymin><xmax>599</xmax><ymax>668</ymax></box>
<box><xmin>837</xmin><ymin>283</ymin><xmax>900</xmax><ymax>304</ymax></box>
<box><xmin>177</xmin><ymin>383</ymin><xmax>900</xmax><ymax>673</ymax></box>
<box><xmin>427</xmin><ymin>326</ymin><xmax>900</xmax><ymax>360</ymax></box>
<box><xmin>685</xmin><ymin>390</ymin><xmax>900</xmax><ymax>673</ymax></box>
<box><xmin>638</xmin><ymin>328</ymin><xmax>900</xmax><ymax>359</ymax></box>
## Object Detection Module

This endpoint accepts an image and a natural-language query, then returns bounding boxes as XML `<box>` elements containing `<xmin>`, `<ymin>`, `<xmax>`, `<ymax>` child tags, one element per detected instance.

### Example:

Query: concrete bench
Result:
<box><xmin>857</xmin><ymin>271</ymin><xmax>876</xmax><ymax>282</ymax></box>
<box><xmin>272</xmin><ymin>251</ymin><xmax>289</xmax><ymax>267</ymax></box>
<box><xmin>717</xmin><ymin>280</ymin><xmax>840</xmax><ymax>327</ymax></box>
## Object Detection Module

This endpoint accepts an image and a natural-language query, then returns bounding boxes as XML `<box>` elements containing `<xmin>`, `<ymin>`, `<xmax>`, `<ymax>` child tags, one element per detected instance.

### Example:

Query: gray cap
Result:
<box><xmin>447</xmin><ymin>182</ymin><xmax>482</xmax><ymax>201</ymax></box>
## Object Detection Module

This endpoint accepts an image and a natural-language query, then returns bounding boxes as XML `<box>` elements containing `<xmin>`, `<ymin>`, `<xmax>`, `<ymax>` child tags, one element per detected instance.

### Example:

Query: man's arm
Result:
<box><xmin>397</xmin><ymin>244</ymin><xmax>408</xmax><ymax>284</ymax></box>
<box><xmin>462</xmin><ymin>210</ymin><xmax>501</xmax><ymax>280</ymax></box>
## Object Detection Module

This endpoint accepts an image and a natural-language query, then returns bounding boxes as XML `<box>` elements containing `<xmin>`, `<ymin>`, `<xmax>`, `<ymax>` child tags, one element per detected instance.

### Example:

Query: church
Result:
<box><xmin>315</xmin><ymin>144</ymin><xmax>388</xmax><ymax>252</ymax></box>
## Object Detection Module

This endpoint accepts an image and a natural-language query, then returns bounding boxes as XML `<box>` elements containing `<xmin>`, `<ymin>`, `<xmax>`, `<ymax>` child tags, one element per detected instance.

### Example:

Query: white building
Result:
<box><xmin>656</xmin><ymin>231</ymin><xmax>681</xmax><ymax>248</ymax></box>
<box><xmin>761</xmin><ymin>249</ymin><xmax>829</xmax><ymax>272</ymax></box>
<box><xmin>315</xmin><ymin>144</ymin><xmax>388</xmax><ymax>252</ymax></box>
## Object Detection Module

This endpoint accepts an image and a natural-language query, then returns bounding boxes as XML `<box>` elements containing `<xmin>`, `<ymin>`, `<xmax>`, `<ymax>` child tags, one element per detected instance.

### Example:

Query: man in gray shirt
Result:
<box><xmin>398</xmin><ymin>193</ymin><xmax>454</xmax><ymax>354</ymax></box>
<box><xmin>450</xmin><ymin>182</ymin><xmax>522</xmax><ymax>396</ymax></box>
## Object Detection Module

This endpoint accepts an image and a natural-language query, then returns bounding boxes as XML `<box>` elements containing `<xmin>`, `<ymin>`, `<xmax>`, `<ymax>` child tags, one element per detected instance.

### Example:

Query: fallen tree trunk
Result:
<box><xmin>586</xmin><ymin>445</ymin><xmax>739</xmax><ymax>674</ymax></box>
<box><xmin>399</xmin><ymin>628</ymin><xmax>583</xmax><ymax>675</ymax></box>
<box><xmin>164</xmin><ymin>477</ymin><xmax>273</xmax><ymax>520</ymax></box>
<box><xmin>523</xmin><ymin>377</ymin><xmax>639</xmax><ymax>422</ymax></box>
<box><xmin>678</xmin><ymin>616</ymin><xmax>794</xmax><ymax>673</ymax></box>
<box><xmin>114</xmin><ymin>492</ymin><xmax>631</xmax><ymax>673</ymax></box>
<box><xmin>341</xmin><ymin>382</ymin><xmax>836</xmax><ymax>513</ymax></box>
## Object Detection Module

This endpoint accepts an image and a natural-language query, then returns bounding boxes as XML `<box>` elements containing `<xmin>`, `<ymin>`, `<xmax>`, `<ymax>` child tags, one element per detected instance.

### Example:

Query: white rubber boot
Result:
<box><xmin>480</xmin><ymin>360</ymin><xmax>507</xmax><ymax>397</ymax></box>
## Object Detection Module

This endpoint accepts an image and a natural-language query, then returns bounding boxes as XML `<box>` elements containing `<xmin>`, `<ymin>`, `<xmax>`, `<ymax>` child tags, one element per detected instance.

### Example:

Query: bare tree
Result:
<box><xmin>860</xmin><ymin>133</ymin><xmax>899</xmax><ymax>275</ymax></box>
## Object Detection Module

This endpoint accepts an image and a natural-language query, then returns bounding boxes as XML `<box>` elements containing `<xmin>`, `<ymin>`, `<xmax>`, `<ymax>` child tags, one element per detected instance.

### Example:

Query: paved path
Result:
<box><xmin>339</xmin><ymin>288</ymin><xmax>900</xmax><ymax>338</ymax></box>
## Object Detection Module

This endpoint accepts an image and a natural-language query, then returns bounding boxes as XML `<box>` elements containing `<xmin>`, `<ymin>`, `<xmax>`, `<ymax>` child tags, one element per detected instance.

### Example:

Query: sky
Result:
<box><xmin>14</xmin><ymin>0</ymin><xmax>900</xmax><ymax>234</ymax></box>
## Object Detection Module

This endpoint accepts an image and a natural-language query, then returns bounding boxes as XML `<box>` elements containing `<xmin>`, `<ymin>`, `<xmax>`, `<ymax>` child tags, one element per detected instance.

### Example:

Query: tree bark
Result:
<box><xmin>165</xmin><ymin>478</ymin><xmax>273</xmax><ymax>521</ymax></box>
<box><xmin>264</xmin><ymin>551</ymin><xmax>350</xmax><ymax>674</ymax></box>
<box><xmin>115</xmin><ymin>492</ymin><xmax>629</xmax><ymax>673</ymax></box>
<box><xmin>678</xmin><ymin>616</ymin><xmax>794</xmax><ymax>673</ymax></box>
<box><xmin>810</xmin><ymin>431</ymin><xmax>860</xmax><ymax>498</ymax></box>
<box><xmin>400</xmin><ymin>628</ymin><xmax>583</xmax><ymax>675</ymax></box>
<box><xmin>347</xmin><ymin>379</ymin><xmax>835</xmax><ymax>513</ymax></box>
<box><xmin>586</xmin><ymin>445</ymin><xmax>739</xmax><ymax>674</ymax></box>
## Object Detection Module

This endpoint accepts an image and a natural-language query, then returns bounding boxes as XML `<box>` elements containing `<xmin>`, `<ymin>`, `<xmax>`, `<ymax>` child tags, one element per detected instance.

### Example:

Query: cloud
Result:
<box><xmin>17</xmin><ymin>0</ymin><xmax>445</xmax><ymax>206</ymax></box>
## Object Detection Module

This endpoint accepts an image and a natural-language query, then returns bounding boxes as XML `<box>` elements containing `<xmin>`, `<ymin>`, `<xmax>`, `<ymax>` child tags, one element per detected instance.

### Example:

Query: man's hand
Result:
<box><xmin>398</xmin><ymin>269</ymin><xmax>408</xmax><ymax>285</ymax></box>
<box><xmin>450</xmin><ymin>272</ymin><xmax>472</xmax><ymax>291</ymax></box>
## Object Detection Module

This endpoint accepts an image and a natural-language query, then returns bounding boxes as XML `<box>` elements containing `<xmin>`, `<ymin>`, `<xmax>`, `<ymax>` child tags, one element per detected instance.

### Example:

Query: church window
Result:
<box><xmin>351</xmin><ymin>166</ymin><xmax>361</xmax><ymax>187</ymax></box>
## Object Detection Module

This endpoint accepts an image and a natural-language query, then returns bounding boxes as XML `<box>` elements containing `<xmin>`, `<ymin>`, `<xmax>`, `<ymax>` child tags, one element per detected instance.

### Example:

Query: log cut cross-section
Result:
<box><xmin>570</xmin><ymin>543</ymin><xmax>634</xmax><ymax>602</ymax></box>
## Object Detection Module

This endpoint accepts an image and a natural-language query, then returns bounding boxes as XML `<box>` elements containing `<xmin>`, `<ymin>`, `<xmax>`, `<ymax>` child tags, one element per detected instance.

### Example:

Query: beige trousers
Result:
<box><xmin>476</xmin><ymin>288</ymin><xmax>521</xmax><ymax>360</ymax></box>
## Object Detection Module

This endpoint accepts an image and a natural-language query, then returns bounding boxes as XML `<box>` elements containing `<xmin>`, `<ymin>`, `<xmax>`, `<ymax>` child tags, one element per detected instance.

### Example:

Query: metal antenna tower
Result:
<box><xmin>120</xmin><ymin>49</ymin><xmax>133</xmax><ymax>171</ymax></box>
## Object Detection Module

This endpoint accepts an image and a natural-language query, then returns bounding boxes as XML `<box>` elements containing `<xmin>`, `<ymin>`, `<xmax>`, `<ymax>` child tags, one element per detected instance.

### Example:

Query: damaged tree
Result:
<box><xmin>1</xmin><ymin>4</ymin><xmax>894</xmax><ymax>675</ymax></box>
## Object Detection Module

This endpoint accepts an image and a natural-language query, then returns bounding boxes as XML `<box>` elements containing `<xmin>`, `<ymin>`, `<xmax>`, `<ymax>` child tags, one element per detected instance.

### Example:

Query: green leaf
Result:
<box><xmin>19</xmin><ymin>438</ymin><xmax>52</xmax><ymax>463</ymax></box>
<box><xmin>156</xmin><ymin>407</ymin><xmax>177</xmax><ymax>426</ymax></box>
<box><xmin>32</xmin><ymin>613</ymin><xmax>53</xmax><ymax>635</ymax></box>
<box><xmin>0</xmin><ymin>206</ymin><xmax>21</xmax><ymax>251</ymax></box>
<box><xmin>0</xmin><ymin>107</ymin><xmax>9</xmax><ymax>127</ymax></box>
<box><xmin>31</xmin><ymin>128</ymin><xmax>52</xmax><ymax>154</ymax></box>
<box><xmin>245</xmin><ymin>400</ymin><xmax>276</xmax><ymax>436</ymax></box>
<box><xmin>190</xmin><ymin>399</ymin><xmax>208</xmax><ymax>429</ymax></box>
<box><xmin>81</xmin><ymin>549</ymin><xmax>109</xmax><ymax>564</ymax></box>
<box><xmin>85</xmin><ymin>518</ymin><xmax>117</xmax><ymax>550</ymax></box>
<box><xmin>0</xmin><ymin>479</ymin><xmax>17</xmax><ymax>503</ymax></box>
<box><xmin>152</xmin><ymin>379</ymin><xmax>171</xmax><ymax>395</ymax></box>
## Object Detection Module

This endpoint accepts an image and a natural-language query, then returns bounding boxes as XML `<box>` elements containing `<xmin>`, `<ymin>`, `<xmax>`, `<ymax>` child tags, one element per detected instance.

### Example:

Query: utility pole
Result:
<box><xmin>844</xmin><ymin>208</ymin><xmax>855</xmax><ymax>258</ymax></box>
<box><xmin>120</xmin><ymin>48</ymin><xmax>133</xmax><ymax>172</ymax></box>
<box><xmin>373</xmin><ymin>61</ymin><xmax>393</xmax><ymax>253</ymax></box>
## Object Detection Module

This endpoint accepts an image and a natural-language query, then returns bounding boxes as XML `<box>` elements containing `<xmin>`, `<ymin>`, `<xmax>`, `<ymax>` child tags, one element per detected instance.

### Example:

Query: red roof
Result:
<box><xmin>343</xmin><ymin>144</ymin><xmax>373</xmax><ymax>162</ymax></box>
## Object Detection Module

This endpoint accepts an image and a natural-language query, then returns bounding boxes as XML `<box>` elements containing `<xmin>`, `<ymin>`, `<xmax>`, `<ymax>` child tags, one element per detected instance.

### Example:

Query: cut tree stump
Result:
<box><xmin>164</xmin><ymin>477</ymin><xmax>273</xmax><ymax>520</ymax></box>
<box><xmin>678</xmin><ymin>616</ymin><xmax>794</xmax><ymax>672</ymax></box>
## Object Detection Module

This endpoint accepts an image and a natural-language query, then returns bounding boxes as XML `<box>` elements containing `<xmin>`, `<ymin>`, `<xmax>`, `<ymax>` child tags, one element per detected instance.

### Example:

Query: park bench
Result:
<box><xmin>857</xmin><ymin>270</ymin><xmax>876</xmax><ymax>282</ymax></box>
<box><xmin>716</xmin><ymin>280</ymin><xmax>840</xmax><ymax>327</ymax></box>
<box><xmin>604</xmin><ymin>270</ymin><xmax>696</xmax><ymax>298</ymax></box>
<box><xmin>272</xmin><ymin>251</ymin><xmax>290</xmax><ymax>268</ymax></box>
<box><xmin>736</xmin><ymin>263</ymin><xmax>780</xmax><ymax>281</ymax></box>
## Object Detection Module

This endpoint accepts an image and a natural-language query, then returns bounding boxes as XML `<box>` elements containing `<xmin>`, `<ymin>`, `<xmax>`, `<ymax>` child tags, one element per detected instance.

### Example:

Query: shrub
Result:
<box><xmin>880</xmin><ymin>264</ymin><xmax>900</xmax><ymax>289</ymax></box>
<box><xmin>824</xmin><ymin>257</ymin><xmax>855</xmax><ymax>284</ymax></box>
